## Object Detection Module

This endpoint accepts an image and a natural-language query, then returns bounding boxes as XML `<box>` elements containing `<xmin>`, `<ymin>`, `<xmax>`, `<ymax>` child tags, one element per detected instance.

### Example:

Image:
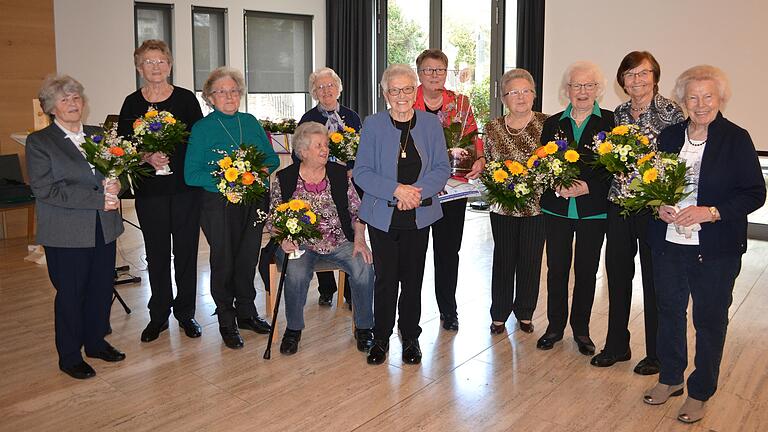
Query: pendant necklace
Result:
<box><xmin>218</xmin><ymin>115</ymin><xmax>243</xmax><ymax>146</ymax></box>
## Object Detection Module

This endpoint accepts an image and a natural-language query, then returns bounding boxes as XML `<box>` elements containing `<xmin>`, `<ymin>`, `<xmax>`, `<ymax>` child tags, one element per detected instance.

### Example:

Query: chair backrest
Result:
<box><xmin>0</xmin><ymin>154</ymin><xmax>24</xmax><ymax>184</ymax></box>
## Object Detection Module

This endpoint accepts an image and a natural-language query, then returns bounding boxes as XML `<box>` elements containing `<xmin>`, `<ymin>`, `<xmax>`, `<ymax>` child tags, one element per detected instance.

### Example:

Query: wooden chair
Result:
<box><xmin>0</xmin><ymin>154</ymin><xmax>35</xmax><ymax>243</ymax></box>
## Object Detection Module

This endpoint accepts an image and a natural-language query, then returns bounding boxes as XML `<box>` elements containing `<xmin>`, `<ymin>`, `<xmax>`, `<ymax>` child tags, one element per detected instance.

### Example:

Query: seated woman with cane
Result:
<box><xmin>269</xmin><ymin>121</ymin><xmax>375</xmax><ymax>355</ymax></box>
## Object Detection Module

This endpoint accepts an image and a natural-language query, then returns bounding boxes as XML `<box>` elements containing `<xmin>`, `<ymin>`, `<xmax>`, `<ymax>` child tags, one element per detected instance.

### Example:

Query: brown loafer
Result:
<box><xmin>677</xmin><ymin>397</ymin><xmax>705</xmax><ymax>424</ymax></box>
<box><xmin>643</xmin><ymin>383</ymin><xmax>684</xmax><ymax>405</ymax></box>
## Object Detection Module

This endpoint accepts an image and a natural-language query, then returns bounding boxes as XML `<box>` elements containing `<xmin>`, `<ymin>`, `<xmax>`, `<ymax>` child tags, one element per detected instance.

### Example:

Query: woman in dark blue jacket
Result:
<box><xmin>353</xmin><ymin>64</ymin><xmax>450</xmax><ymax>366</ymax></box>
<box><xmin>642</xmin><ymin>65</ymin><xmax>766</xmax><ymax>424</ymax></box>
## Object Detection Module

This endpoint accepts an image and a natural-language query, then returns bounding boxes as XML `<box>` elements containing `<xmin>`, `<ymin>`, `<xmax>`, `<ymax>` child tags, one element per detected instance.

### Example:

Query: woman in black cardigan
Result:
<box><xmin>642</xmin><ymin>65</ymin><xmax>765</xmax><ymax>424</ymax></box>
<box><xmin>536</xmin><ymin>61</ymin><xmax>614</xmax><ymax>356</ymax></box>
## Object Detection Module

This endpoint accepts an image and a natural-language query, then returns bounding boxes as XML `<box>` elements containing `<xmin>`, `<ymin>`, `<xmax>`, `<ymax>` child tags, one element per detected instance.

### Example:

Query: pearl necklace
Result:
<box><xmin>504</xmin><ymin>112</ymin><xmax>534</xmax><ymax>136</ymax></box>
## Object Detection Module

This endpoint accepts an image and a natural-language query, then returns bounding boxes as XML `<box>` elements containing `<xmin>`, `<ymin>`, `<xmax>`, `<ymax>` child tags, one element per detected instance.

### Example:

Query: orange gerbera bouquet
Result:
<box><xmin>132</xmin><ymin>106</ymin><xmax>189</xmax><ymax>175</ymax></box>
<box><xmin>527</xmin><ymin>138</ymin><xmax>581</xmax><ymax>190</ymax></box>
<box><xmin>211</xmin><ymin>144</ymin><xmax>268</xmax><ymax>204</ymax></box>
<box><xmin>81</xmin><ymin>123</ymin><xmax>149</xmax><ymax>192</ymax></box>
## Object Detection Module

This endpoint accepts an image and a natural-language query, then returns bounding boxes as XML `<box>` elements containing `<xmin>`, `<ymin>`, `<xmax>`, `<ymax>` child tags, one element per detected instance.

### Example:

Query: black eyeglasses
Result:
<box><xmin>418</xmin><ymin>67</ymin><xmax>447</xmax><ymax>76</ymax></box>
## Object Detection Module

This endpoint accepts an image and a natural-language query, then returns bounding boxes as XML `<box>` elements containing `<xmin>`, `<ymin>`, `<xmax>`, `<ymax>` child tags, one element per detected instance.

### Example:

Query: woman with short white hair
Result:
<box><xmin>536</xmin><ymin>61</ymin><xmax>615</xmax><ymax>357</ymax></box>
<box><xmin>353</xmin><ymin>64</ymin><xmax>450</xmax><ymax>365</ymax></box>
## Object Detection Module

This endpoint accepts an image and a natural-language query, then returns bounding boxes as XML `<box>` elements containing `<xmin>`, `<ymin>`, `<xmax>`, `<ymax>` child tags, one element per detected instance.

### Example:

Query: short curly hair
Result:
<box><xmin>201</xmin><ymin>67</ymin><xmax>247</xmax><ymax>107</ymax></box>
<box><xmin>37</xmin><ymin>74</ymin><xmax>85</xmax><ymax>115</ymax></box>
<box><xmin>672</xmin><ymin>65</ymin><xmax>731</xmax><ymax>109</ymax></box>
<box><xmin>134</xmin><ymin>39</ymin><xmax>174</xmax><ymax>68</ymax></box>
<box><xmin>292</xmin><ymin>122</ymin><xmax>328</xmax><ymax>161</ymax></box>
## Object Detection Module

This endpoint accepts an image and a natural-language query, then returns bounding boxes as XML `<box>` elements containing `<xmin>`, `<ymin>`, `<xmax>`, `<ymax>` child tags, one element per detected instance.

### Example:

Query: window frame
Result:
<box><xmin>134</xmin><ymin>2</ymin><xmax>174</xmax><ymax>89</ymax></box>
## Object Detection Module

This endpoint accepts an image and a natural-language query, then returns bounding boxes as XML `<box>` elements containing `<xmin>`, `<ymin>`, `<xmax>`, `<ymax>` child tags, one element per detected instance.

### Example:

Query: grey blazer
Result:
<box><xmin>26</xmin><ymin>123</ymin><xmax>124</xmax><ymax>248</ymax></box>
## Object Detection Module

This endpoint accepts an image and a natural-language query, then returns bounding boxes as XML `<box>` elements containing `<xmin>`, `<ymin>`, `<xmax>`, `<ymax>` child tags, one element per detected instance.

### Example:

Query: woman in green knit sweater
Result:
<box><xmin>185</xmin><ymin>67</ymin><xmax>280</xmax><ymax>349</ymax></box>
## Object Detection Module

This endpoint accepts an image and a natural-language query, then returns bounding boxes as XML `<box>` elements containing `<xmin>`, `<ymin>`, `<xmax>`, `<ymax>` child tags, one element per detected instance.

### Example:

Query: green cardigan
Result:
<box><xmin>184</xmin><ymin>109</ymin><xmax>280</xmax><ymax>193</ymax></box>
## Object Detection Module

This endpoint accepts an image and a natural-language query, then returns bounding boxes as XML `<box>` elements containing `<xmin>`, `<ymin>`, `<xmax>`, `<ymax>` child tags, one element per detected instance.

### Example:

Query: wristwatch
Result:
<box><xmin>708</xmin><ymin>206</ymin><xmax>720</xmax><ymax>222</ymax></box>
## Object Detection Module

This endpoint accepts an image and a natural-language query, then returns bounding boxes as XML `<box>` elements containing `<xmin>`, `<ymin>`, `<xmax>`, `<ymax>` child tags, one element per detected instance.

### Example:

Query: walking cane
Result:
<box><xmin>263</xmin><ymin>256</ymin><xmax>289</xmax><ymax>359</ymax></box>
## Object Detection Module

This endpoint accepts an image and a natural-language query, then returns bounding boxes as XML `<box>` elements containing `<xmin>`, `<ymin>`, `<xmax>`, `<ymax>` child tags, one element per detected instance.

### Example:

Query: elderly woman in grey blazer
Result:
<box><xmin>353</xmin><ymin>64</ymin><xmax>450</xmax><ymax>366</ymax></box>
<box><xmin>26</xmin><ymin>75</ymin><xmax>126</xmax><ymax>380</ymax></box>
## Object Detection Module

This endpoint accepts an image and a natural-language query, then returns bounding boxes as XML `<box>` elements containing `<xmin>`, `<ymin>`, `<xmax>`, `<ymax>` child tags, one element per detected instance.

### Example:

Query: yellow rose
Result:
<box><xmin>492</xmin><ymin>169</ymin><xmax>508</xmax><ymax>183</ymax></box>
<box><xmin>544</xmin><ymin>141</ymin><xmax>559</xmax><ymax>155</ymax></box>
<box><xmin>598</xmin><ymin>142</ymin><xmax>613</xmax><ymax>155</ymax></box>
<box><xmin>637</xmin><ymin>151</ymin><xmax>656</xmax><ymax>166</ymax></box>
<box><xmin>288</xmin><ymin>199</ymin><xmax>306</xmax><ymax>211</ymax></box>
<box><xmin>611</xmin><ymin>125</ymin><xmax>629</xmax><ymax>135</ymax></box>
<box><xmin>276</xmin><ymin>203</ymin><xmax>290</xmax><ymax>212</ymax></box>
<box><xmin>643</xmin><ymin>167</ymin><xmax>658</xmax><ymax>183</ymax></box>
<box><xmin>218</xmin><ymin>156</ymin><xmax>232</xmax><ymax>169</ymax></box>
<box><xmin>330</xmin><ymin>132</ymin><xmax>343</xmax><ymax>144</ymax></box>
<box><xmin>564</xmin><ymin>149</ymin><xmax>580</xmax><ymax>163</ymax></box>
<box><xmin>224</xmin><ymin>167</ymin><xmax>239</xmax><ymax>182</ymax></box>
<box><xmin>639</xmin><ymin>135</ymin><xmax>650</xmax><ymax>145</ymax></box>
<box><xmin>146</xmin><ymin>110</ymin><xmax>158</xmax><ymax>118</ymax></box>
<box><xmin>164</xmin><ymin>116</ymin><xmax>176</xmax><ymax>124</ymax></box>
<box><xmin>526</xmin><ymin>155</ymin><xmax>539</xmax><ymax>169</ymax></box>
<box><xmin>306</xmin><ymin>210</ymin><xmax>317</xmax><ymax>224</ymax></box>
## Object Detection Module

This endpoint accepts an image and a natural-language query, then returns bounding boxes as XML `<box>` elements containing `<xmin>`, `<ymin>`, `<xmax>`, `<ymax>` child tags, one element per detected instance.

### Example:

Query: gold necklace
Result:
<box><xmin>217</xmin><ymin>116</ymin><xmax>242</xmax><ymax>146</ymax></box>
<box><xmin>391</xmin><ymin>114</ymin><xmax>414</xmax><ymax>158</ymax></box>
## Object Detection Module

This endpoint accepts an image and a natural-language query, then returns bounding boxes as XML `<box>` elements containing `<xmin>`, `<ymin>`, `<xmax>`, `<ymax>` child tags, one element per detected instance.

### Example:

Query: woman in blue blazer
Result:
<box><xmin>26</xmin><ymin>75</ymin><xmax>126</xmax><ymax>379</ymax></box>
<box><xmin>642</xmin><ymin>65</ymin><xmax>766</xmax><ymax>424</ymax></box>
<box><xmin>353</xmin><ymin>64</ymin><xmax>450</xmax><ymax>366</ymax></box>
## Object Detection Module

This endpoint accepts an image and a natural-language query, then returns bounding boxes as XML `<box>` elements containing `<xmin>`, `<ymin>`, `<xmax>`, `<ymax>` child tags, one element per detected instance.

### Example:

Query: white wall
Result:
<box><xmin>543</xmin><ymin>0</ymin><xmax>767</xmax><ymax>150</ymax></box>
<box><xmin>54</xmin><ymin>0</ymin><xmax>325</xmax><ymax>124</ymax></box>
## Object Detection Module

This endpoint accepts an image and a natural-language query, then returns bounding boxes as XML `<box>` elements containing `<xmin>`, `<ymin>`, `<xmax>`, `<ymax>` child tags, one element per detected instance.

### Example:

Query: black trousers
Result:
<box><xmin>317</xmin><ymin>271</ymin><xmax>352</xmax><ymax>304</ymax></box>
<box><xmin>431</xmin><ymin>198</ymin><xmax>467</xmax><ymax>318</ymax></box>
<box><xmin>199</xmin><ymin>191</ymin><xmax>265</xmax><ymax>327</ymax></box>
<box><xmin>369</xmin><ymin>225</ymin><xmax>430</xmax><ymax>340</ymax></box>
<box><xmin>603</xmin><ymin>204</ymin><xmax>657</xmax><ymax>358</ymax></box>
<box><xmin>44</xmin><ymin>219</ymin><xmax>115</xmax><ymax>368</ymax></box>
<box><xmin>135</xmin><ymin>189</ymin><xmax>201</xmax><ymax>322</ymax></box>
<box><xmin>489</xmin><ymin>212</ymin><xmax>545</xmax><ymax>322</ymax></box>
<box><xmin>544</xmin><ymin>214</ymin><xmax>606</xmax><ymax>337</ymax></box>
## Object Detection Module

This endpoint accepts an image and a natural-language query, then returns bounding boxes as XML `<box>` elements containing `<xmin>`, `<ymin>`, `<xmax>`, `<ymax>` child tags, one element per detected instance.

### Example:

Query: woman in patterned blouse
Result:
<box><xmin>484</xmin><ymin>69</ymin><xmax>548</xmax><ymax>335</ymax></box>
<box><xmin>270</xmin><ymin>122</ymin><xmax>375</xmax><ymax>355</ymax></box>
<box><xmin>590</xmin><ymin>51</ymin><xmax>684</xmax><ymax>374</ymax></box>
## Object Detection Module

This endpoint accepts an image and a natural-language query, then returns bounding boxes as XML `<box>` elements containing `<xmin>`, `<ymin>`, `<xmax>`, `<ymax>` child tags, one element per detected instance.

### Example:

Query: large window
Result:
<box><xmin>193</xmin><ymin>7</ymin><xmax>227</xmax><ymax>114</ymax></box>
<box><xmin>386</xmin><ymin>0</ymin><xmax>429</xmax><ymax>67</ymax></box>
<box><xmin>244</xmin><ymin>11</ymin><xmax>313</xmax><ymax>120</ymax></box>
<box><xmin>134</xmin><ymin>2</ymin><xmax>173</xmax><ymax>88</ymax></box>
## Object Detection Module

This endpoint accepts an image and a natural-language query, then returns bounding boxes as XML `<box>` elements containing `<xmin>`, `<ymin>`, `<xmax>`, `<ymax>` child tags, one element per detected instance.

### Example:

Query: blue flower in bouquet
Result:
<box><xmin>301</xmin><ymin>214</ymin><xmax>311</xmax><ymax>224</ymax></box>
<box><xmin>556</xmin><ymin>139</ymin><xmax>568</xmax><ymax>152</ymax></box>
<box><xmin>92</xmin><ymin>135</ymin><xmax>103</xmax><ymax>143</ymax></box>
<box><xmin>506</xmin><ymin>182</ymin><xmax>516</xmax><ymax>190</ymax></box>
<box><xmin>149</xmin><ymin>122</ymin><xmax>163</xmax><ymax>132</ymax></box>
<box><xmin>597</xmin><ymin>131</ymin><xmax>607</xmax><ymax>141</ymax></box>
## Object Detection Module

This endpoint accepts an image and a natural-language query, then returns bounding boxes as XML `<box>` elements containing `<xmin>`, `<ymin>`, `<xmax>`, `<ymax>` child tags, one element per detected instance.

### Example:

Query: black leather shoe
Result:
<box><xmin>237</xmin><ymin>316</ymin><xmax>271</xmax><ymax>334</ymax></box>
<box><xmin>367</xmin><ymin>340</ymin><xmax>389</xmax><ymax>365</ymax></box>
<box><xmin>536</xmin><ymin>333</ymin><xmax>563</xmax><ymax>350</ymax></box>
<box><xmin>220</xmin><ymin>327</ymin><xmax>244</xmax><ymax>349</ymax></box>
<box><xmin>574</xmin><ymin>335</ymin><xmax>596</xmax><ymax>356</ymax></box>
<box><xmin>490</xmin><ymin>323</ymin><xmax>506</xmax><ymax>334</ymax></box>
<box><xmin>634</xmin><ymin>357</ymin><xmax>661</xmax><ymax>375</ymax></box>
<box><xmin>140</xmin><ymin>320</ymin><xmax>169</xmax><ymax>342</ymax></box>
<box><xmin>519</xmin><ymin>321</ymin><xmax>534</xmax><ymax>333</ymax></box>
<box><xmin>590</xmin><ymin>349</ymin><xmax>631</xmax><ymax>367</ymax></box>
<box><xmin>60</xmin><ymin>361</ymin><xmax>96</xmax><ymax>379</ymax></box>
<box><xmin>355</xmin><ymin>328</ymin><xmax>374</xmax><ymax>352</ymax></box>
<box><xmin>279</xmin><ymin>329</ymin><xmax>302</xmax><ymax>355</ymax></box>
<box><xmin>86</xmin><ymin>342</ymin><xmax>126</xmax><ymax>362</ymax></box>
<box><xmin>178</xmin><ymin>318</ymin><xmax>202</xmax><ymax>338</ymax></box>
<box><xmin>442</xmin><ymin>315</ymin><xmax>459</xmax><ymax>331</ymax></box>
<box><xmin>318</xmin><ymin>293</ymin><xmax>333</xmax><ymax>306</ymax></box>
<box><xmin>401</xmin><ymin>339</ymin><xmax>422</xmax><ymax>364</ymax></box>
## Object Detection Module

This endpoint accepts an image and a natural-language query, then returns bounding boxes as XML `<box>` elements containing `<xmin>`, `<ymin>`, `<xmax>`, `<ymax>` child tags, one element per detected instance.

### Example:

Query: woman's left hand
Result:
<box><xmin>465</xmin><ymin>157</ymin><xmax>486</xmax><ymax>180</ymax></box>
<box><xmin>675</xmin><ymin>205</ymin><xmax>713</xmax><ymax>226</ymax></box>
<box><xmin>103</xmin><ymin>178</ymin><xmax>121</xmax><ymax>195</ymax></box>
<box><xmin>559</xmin><ymin>180</ymin><xmax>589</xmax><ymax>198</ymax></box>
<box><xmin>353</xmin><ymin>240</ymin><xmax>373</xmax><ymax>264</ymax></box>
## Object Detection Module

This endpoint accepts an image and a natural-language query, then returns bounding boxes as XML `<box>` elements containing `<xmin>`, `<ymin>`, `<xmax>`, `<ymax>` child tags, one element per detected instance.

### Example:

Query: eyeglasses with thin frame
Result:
<box><xmin>418</xmin><ymin>67</ymin><xmax>448</xmax><ymax>76</ymax></box>
<box><xmin>211</xmin><ymin>89</ymin><xmax>242</xmax><ymax>98</ymax></box>
<box><xmin>316</xmin><ymin>82</ymin><xmax>337</xmax><ymax>92</ymax></box>
<box><xmin>386</xmin><ymin>86</ymin><xmax>416</xmax><ymax>96</ymax></box>
<box><xmin>568</xmin><ymin>82</ymin><xmax>598</xmax><ymax>92</ymax></box>
<box><xmin>142</xmin><ymin>59</ymin><xmax>169</xmax><ymax>67</ymax></box>
<box><xmin>503</xmin><ymin>88</ymin><xmax>535</xmax><ymax>98</ymax></box>
<box><xmin>623</xmin><ymin>69</ymin><xmax>653</xmax><ymax>80</ymax></box>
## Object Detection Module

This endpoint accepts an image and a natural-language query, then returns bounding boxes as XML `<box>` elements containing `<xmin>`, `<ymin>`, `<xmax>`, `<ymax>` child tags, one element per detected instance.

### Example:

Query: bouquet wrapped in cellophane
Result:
<box><xmin>211</xmin><ymin>144</ymin><xmax>268</xmax><ymax>204</ymax></box>
<box><xmin>268</xmin><ymin>199</ymin><xmax>322</xmax><ymax>259</ymax></box>
<box><xmin>612</xmin><ymin>151</ymin><xmax>692</xmax><ymax>216</ymax></box>
<box><xmin>132</xmin><ymin>106</ymin><xmax>189</xmax><ymax>175</ymax></box>
<box><xmin>81</xmin><ymin>123</ymin><xmax>150</xmax><ymax>193</ymax></box>
<box><xmin>527</xmin><ymin>139</ymin><xmax>581</xmax><ymax>190</ymax></box>
<box><xmin>480</xmin><ymin>159</ymin><xmax>535</xmax><ymax>213</ymax></box>
<box><xmin>590</xmin><ymin>124</ymin><xmax>651</xmax><ymax>174</ymax></box>
<box><xmin>328</xmin><ymin>126</ymin><xmax>360</xmax><ymax>162</ymax></box>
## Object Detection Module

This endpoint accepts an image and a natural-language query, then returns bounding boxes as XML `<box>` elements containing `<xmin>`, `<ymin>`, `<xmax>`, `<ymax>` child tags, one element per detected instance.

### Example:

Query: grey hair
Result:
<box><xmin>500</xmin><ymin>68</ymin><xmax>536</xmax><ymax>96</ymax></box>
<box><xmin>292</xmin><ymin>122</ymin><xmax>328</xmax><ymax>161</ymax></box>
<box><xmin>380</xmin><ymin>64</ymin><xmax>418</xmax><ymax>92</ymax></box>
<box><xmin>309</xmin><ymin>67</ymin><xmax>343</xmax><ymax>100</ymax></box>
<box><xmin>202</xmin><ymin>67</ymin><xmax>247</xmax><ymax>107</ymax></box>
<box><xmin>558</xmin><ymin>61</ymin><xmax>606</xmax><ymax>104</ymax></box>
<box><xmin>38</xmin><ymin>74</ymin><xmax>85</xmax><ymax>115</ymax></box>
<box><xmin>672</xmin><ymin>64</ymin><xmax>731</xmax><ymax>109</ymax></box>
